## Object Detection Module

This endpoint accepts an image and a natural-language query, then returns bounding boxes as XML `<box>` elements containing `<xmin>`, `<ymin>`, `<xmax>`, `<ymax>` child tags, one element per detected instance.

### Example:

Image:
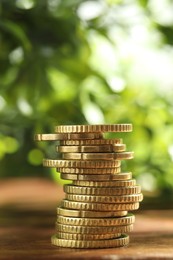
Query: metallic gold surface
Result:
<box><xmin>43</xmin><ymin>159</ymin><xmax>121</xmax><ymax>168</ymax></box>
<box><xmin>72</xmin><ymin>179</ymin><xmax>136</xmax><ymax>187</ymax></box>
<box><xmin>62</xmin><ymin>151</ymin><xmax>134</xmax><ymax>160</ymax></box>
<box><xmin>56</xmin><ymin>144</ymin><xmax>126</xmax><ymax>153</ymax></box>
<box><xmin>61</xmin><ymin>199</ymin><xmax>140</xmax><ymax>211</ymax></box>
<box><xmin>60</xmin><ymin>138</ymin><xmax>122</xmax><ymax>146</ymax></box>
<box><xmin>34</xmin><ymin>132</ymin><xmax>103</xmax><ymax>141</ymax></box>
<box><xmin>61</xmin><ymin>172</ymin><xmax>132</xmax><ymax>181</ymax></box>
<box><xmin>57</xmin><ymin>214</ymin><xmax>135</xmax><ymax>226</ymax></box>
<box><xmin>34</xmin><ymin>123</ymin><xmax>143</xmax><ymax>249</ymax></box>
<box><xmin>56</xmin><ymin>223</ymin><xmax>133</xmax><ymax>234</ymax></box>
<box><xmin>57</xmin><ymin>167</ymin><xmax>121</xmax><ymax>174</ymax></box>
<box><xmin>57</xmin><ymin>207</ymin><xmax>128</xmax><ymax>218</ymax></box>
<box><xmin>64</xmin><ymin>184</ymin><xmax>141</xmax><ymax>195</ymax></box>
<box><xmin>65</xmin><ymin>193</ymin><xmax>143</xmax><ymax>204</ymax></box>
<box><xmin>51</xmin><ymin>234</ymin><xmax>129</xmax><ymax>248</ymax></box>
<box><xmin>57</xmin><ymin>232</ymin><xmax>121</xmax><ymax>240</ymax></box>
<box><xmin>55</xmin><ymin>124</ymin><xmax>133</xmax><ymax>133</ymax></box>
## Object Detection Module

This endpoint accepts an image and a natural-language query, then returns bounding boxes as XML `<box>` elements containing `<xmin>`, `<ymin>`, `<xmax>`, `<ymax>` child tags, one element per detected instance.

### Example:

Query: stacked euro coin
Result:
<box><xmin>35</xmin><ymin>124</ymin><xmax>143</xmax><ymax>248</ymax></box>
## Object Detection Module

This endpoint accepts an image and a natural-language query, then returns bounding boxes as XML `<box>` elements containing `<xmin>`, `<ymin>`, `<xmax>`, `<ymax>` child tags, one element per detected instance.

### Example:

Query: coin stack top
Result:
<box><xmin>34</xmin><ymin>124</ymin><xmax>143</xmax><ymax>248</ymax></box>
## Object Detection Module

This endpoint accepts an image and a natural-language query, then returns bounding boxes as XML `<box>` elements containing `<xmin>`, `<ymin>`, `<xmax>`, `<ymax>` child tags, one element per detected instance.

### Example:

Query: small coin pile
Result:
<box><xmin>35</xmin><ymin>124</ymin><xmax>143</xmax><ymax>248</ymax></box>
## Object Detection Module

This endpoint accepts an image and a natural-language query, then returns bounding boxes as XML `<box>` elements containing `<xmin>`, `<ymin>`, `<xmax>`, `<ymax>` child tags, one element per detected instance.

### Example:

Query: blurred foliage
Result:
<box><xmin>0</xmin><ymin>0</ymin><xmax>173</xmax><ymax>204</ymax></box>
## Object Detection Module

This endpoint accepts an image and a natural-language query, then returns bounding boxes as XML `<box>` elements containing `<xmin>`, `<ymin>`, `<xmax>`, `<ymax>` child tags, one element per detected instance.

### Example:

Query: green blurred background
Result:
<box><xmin>0</xmin><ymin>0</ymin><xmax>173</xmax><ymax>208</ymax></box>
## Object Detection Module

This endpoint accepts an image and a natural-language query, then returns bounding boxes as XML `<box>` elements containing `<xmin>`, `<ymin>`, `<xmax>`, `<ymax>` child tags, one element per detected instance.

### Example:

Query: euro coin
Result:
<box><xmin>56</xmin><ymin>223</ymin><xmax>133</xmax><ymax>234</ymax></box>
<box><xmin>60</xmin><ymin>138</ymin><xmax>122</xmax><ymax>146</ymax></box>
<box><xmin>61</xmin><ymin>172</ymin><xmax>132</xmax><ymax>181</ymax></box>
<box><xmin>55</xmin><ymin>124</ymin><xmax>132</xmax><ymax>133</ymax></box>
<box><xmin>64</xmin><ymin>184</ymin><xmax>141</xmax><ymax>195</ymax></box>
<box><xmin>57</xmin><ymin>207</ymin><xmax>128</xmax><ymax>217</ymax></box>
<box><xmin>65</xmin><ymin>193</ymin><xmax>143</xmax><ymax>204</ymax></box>
<box><xmin>51</xmin><ymin>234</ymin><xmax>129</xmax><ymax>248</ymax></box>
<box><xmin>57</xmin><ymin>213</ymin><xmax>135</xmax><ymax>226</ymax></box>
<box><xmin>62</xmin><ymin>151</ymin><xmax>134</xmax><ymax>160</ymax></box>
<box><xmin>57</xmin><ymin>167</ymin><xmax>121</xmax><ymax>174</ymax></box>
<box><xmin>72</xmin><ymin>179</ymin><xmax>136</xmax><ymax>187</ymax></box>
<box><xmin>56</xmin><ymin>144</ymin><xmax>126</xmax><ymax>153</ymax></box>
<box><xmin>113</xmin><ymin>144</ymin><xmax>126</xmax><ymax>152</ymax></box>
<box><xmin>61</xmin><ymin>199</ymin><xmax>140</xmax><ymax>211</ymax></box>
<box><xmin>57</xmin><ymin>232</ymin><xmax>121</xmax><ymax>240</ymax></box>
<box><xmin>43</xmin><ymin>159</ymin><xmax>121</xmax><ymax>168</ymax></box>
<box><xmin>34</xmin><ymin>132</ymin><xmax>103</xmax><ymax>141</ymax></box>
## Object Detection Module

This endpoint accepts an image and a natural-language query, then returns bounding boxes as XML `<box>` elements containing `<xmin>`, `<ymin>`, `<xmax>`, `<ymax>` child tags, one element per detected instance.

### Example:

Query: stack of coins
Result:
<box><xmin>35</xmin><ymin>124</ymin><xmax>143</xmax><ymax>248</ymax></box>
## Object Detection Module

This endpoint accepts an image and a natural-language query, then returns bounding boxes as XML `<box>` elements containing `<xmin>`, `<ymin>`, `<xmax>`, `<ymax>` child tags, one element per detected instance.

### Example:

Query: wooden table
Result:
<box><xmin>0</xmin><ymin>178</ymin><xmax>173</xmax><ymax>259</ymax></box>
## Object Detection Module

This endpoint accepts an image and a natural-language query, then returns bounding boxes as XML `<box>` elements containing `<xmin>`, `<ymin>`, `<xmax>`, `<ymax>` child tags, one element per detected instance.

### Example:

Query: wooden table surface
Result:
<box><xmin>0</xmin><ymin>178</ymin><xmax>173</xmax><ymax>259</ymax></box>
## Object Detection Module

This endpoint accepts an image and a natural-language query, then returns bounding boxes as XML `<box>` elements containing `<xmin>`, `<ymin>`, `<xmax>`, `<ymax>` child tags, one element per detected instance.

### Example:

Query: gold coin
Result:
<box><xmin>43</xmin><ymin>159</ymin><xmax>121</xmax><ymax>168</ymax></box>
<box><xmin>64</xmin><ymin>184</ymin><xmax>141</xmax><ymax>195</ymax></box>
<box><xmin>57</xmin><ymin>214</ymin><xmax>135</xmax><ymax>226</ymax></box>
<box><xmin>57</xmin><ymin>167</ymin><xmax>121</xmax><ymax>174</ymax></box>
<box><xmin>62</xmin><ymin>199</ymin><xmax>139</xmax><ymax>211</ymax></box>
<box><xmin>62</xmin><ymin>151</ymin><xmax>134</xmax><ymax>160</ymax></box>
<box><xmin>73</xmin><ymin>179</ymin><xmax>136</xmax><ymax>187</ymax></box>
<box><xmin>60</xmin><ymin>138</ymin><xmax>122</xmax><ymax>146</ymax></box>
<box><xmin>57</xmin><ymin>207</ymin><xmax>128</xmax><ymax>217</ymax></box>
<box><xmin>56</xmin><ymin>223</ymin><xmax>133</xmax><ymax>234</ymax></box>
<box><xmin>34</xmin><ymin>132</ymin><xmax>103</xmax><ymax>141</ymax></box>
<box><xmin>56</xmin><ymin>144</ymin><xmax>126</xmax><ymax>153</ymax></box>
<box><xmin>65</xmin><ymin>193</ymin><xmax>143</xmax><ymax>204</ymax></box>
<box><xmin>61</xmin><ymin>172</ymin><xmax>132</xmax><ymax>181</ymax></box>
<box><xmin>34</xmin><ymin>133</ymin><xmax>61</xmax><ymax>141</ymax></box>
<box><xmin>113</xmin><ymin>144</ymin><xmax>126</xmax><ymax>152</ymax></box>
<box><xmin>57</xmin><ymin>167</ymin><xmax>120</xmax><ymax>174</ymax></box>
<box><xmin>51</xmin><ymin>234</ymin><xmax>129</xmax><ymax>248</ymax></box>
<box><xmin>57</xmin><ymin>232</ymin><xmax>121</xmax><ymax>240</ymax></box>
<box><xmin>55</xmin><ymin>124</ymin><xmax>133</xmax><ymax>133</ymax></box>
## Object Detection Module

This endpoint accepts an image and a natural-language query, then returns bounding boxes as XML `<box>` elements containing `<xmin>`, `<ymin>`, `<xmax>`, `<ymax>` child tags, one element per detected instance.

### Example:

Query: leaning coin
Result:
<box><xmin>56</xmin><ymin>144</ymin><xmax>126</xmax><ymax>153</ymax></box>
<box><xmin>55</xmin><ymin>124</ymin><xmax>133</xmax><ymax>133</ymax></box>
<box><xmin>64</xmin><ymin>184</ymin><xmax>141</xmax><ymax>195</ymax></box>
<box><xmin>34</xmin><ymin>132</ymin><xmax>103</xmax><ymax>141</ymax></box>
<box><xmin>73</xmin><ymin>179</ymin><xmax>136</xmax><ymax>187</ymax></box>
<box><xmin>57</xmin><ymin>167</ymin><xmax>121</xmax><ymax>174</ymax></box>
<box><xmin>65</xmin><ymin>194</ymin><xmax>143</xmax><ymax>204</ymax></box>
<box><xmin>51</xmin><ymin>234</ymin><xmax>129</xmax><ymax>248</ymax></box>
<box><xmin>62</xmin><ymin>151</ymin><xmax>134</xmax><ymax>160</ymax></box>
<box><xmin>61</xmin><ymin>172</ymin><xmax>132</xmax><ymax>181</ymax></box>
<box><xmin>57</xmin><ymin>213</ymin><xmax>135</xmax><ymax>226</ymax></box>
<box><xmin>43</xmin><ymin>159</ymin><xmax>121</xmax><ymax>168</ymax></box>
<box><xmin>56</xmin><ymin>223</ymin><xmax>133</xmax><ymax>234</ymax></box>
<box><xmin>57</xmin><ymin>207</ymin><xmax>128</xmax><ymax>218</ymax></box>
<box><xmin>61</xmin><ymin>199</ymin><xmax>139</xmax><ymax>211</ymax></box>
<box><xmin>60</xmin><ymin>138</ymin><xmax>122</xmax><ymax>146</ymax></box>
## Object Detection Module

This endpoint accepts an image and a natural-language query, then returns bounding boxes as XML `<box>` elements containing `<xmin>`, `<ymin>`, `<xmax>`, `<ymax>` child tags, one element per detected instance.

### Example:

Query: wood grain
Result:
<box><xmin>0</xmin><ymin>178</ymin><xmax>173</xmax><ymax>259</ymax></box>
